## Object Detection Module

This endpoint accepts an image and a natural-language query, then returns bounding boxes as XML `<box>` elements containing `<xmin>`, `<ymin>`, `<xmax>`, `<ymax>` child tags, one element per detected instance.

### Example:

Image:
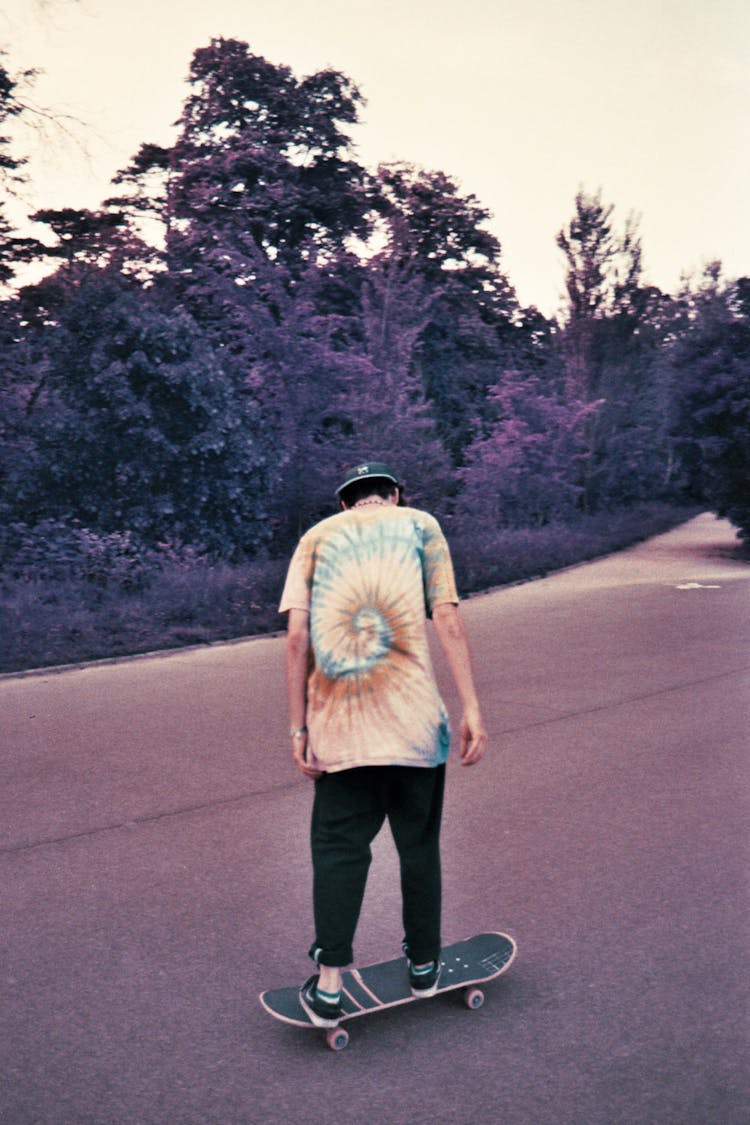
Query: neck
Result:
<box><xmin>353</xmin><ymin>497</ymin><xmax>389</xmax><ymax>508</ymax></box>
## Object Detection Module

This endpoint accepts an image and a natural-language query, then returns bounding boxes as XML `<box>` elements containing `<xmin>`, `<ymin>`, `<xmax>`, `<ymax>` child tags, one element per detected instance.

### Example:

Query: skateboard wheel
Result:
<box><xmin>463</xmin><ymin>988</ymin><xmax>485</xmax><ymax>1010</ymax></box>
<box><xmin>326</xmin><ymin>1027</ymin><xmax>349</xmax><ymax>1051</ymax></box>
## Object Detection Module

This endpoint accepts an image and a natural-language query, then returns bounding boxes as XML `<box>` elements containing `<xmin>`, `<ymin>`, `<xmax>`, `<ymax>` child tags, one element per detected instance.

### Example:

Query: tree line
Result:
<box><xmin>1</xmin><ymin>38</ymin><xmax>748</xmax><ymax>572</ymax></box>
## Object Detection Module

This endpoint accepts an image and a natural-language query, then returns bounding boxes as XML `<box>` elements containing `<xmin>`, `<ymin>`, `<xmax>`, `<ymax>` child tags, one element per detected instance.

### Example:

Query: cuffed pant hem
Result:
<box><xmin>309</xmin><ymin>942</ymin><xmax>352</xmax><ymax>968</ymax></box>
<box><xmin>403</xmin><ymin>938</ymin><xmax>442</xmax><ymax>965</ymax></box>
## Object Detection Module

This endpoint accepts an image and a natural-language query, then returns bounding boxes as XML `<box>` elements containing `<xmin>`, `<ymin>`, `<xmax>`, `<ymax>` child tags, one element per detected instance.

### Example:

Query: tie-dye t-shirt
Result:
<box><xmin>279</xmin><ymin>504</ymin><xmax>459</xmax><ymax>774</ymax></box>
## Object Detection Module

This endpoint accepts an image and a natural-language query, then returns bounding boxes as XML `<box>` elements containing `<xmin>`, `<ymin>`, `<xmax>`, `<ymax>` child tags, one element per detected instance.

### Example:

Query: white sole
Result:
<box><xmin>410</xmin><ymin>967</ymin><xmax>442</xmax><ymax>998</ymax></box>
<box><xmin>299</xmin><ymin>991</ymin><xmax>340</xmax><ymax>1028</ymax></box>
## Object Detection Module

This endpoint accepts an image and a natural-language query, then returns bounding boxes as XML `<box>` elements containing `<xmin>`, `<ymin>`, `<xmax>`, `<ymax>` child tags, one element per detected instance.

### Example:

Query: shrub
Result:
<box><xmin>0</xmin><ymin>520</ymin><xmax>150</xmax><ymax>588</ymax></box>
<box><xmin>0</xmin><ymin>503</ymin><xmax>699</xmax><ymax>674</ymax></box>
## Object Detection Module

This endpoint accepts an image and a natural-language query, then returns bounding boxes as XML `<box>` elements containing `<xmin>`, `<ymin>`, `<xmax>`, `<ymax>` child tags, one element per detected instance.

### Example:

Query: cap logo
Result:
<box><xmin>356</xmin><ymin>465</ymin><xmax>369</xmax><ymax>475</ymax></box>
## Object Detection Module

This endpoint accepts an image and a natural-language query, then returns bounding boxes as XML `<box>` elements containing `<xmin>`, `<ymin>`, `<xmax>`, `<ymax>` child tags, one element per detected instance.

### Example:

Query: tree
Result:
<box><xmin>21</xmin><ymin>274</ymin><xmax>274</xmax><ymax>552</ymax></box>
<box><xmin>356</xmin><ymin>227</ymin><xmax>453</xmax><ymax>511</ymax></box>
<box><xmin>668</xmin><ymin>266</ymin><xmax>750</xmax><ymax>539</ymax></box>
<box><xmin>368</xmin><ymin>163</ymin><xmax>525</xmax><ymax>462</ymax></box>
<box><xmin>107</xmin><ymin>142</ymin><xmax>175</xmax><ymax>265</ymax></box>
<box><xmin>246</xmin><ymin>254</ymin><xmax>376</xmax><ymax>544</ymax></box>
<box><xmin>374</xmin><ymin>163</ymin><xmax>502</xmax><ymax>284</ymax></box>
<box><xmin>459</xmin><ymin>370</ymin><xmax>602</xmax><ymax>528</ymax></box>
<box><xmin>0</xmin><ymin>59</ymin><xmax>51</xmax><ymax>527</ymax></box>
<box><xmin>556</xmin><ymin>187</ymin><xmax>644</xmax><ymax>400</ymax></box>
<box><xmin>108</xmin><ymin>39</ymin><xmax>385</xmax><ymax>549</ymax></box>
<box><xmin>168</xmin><ymin>38</ymin><xmax>371</xmax><ymax>280</ymax></box>
<box><xmin>556</xmin><ymin>189</ymin><xmax>671</xmax><ymax>509</ymax></box>
<box><xmin>27</xmin><ymin>206</ymin><xmax>146</xmax><ymax>280</ymax></box>
<box><xmin>0</xmin><ymin>59</ymin><xmax>46</xmax><ymax>284</ymax></box>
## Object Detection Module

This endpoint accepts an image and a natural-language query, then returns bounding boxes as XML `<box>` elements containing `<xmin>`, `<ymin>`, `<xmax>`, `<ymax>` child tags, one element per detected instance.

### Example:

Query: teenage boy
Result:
<box><xmin>279</xmin><ymin>461</ymin><xmax>487</xmax><ymax>1027</ymax></box>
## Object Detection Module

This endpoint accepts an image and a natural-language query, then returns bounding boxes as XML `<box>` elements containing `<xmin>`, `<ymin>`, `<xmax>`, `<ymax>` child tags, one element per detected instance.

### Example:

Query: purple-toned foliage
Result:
<box><xmin>0</xmin><ymin>37</ymin><xmax>746</xmax><ymax>598</ymax></box>
<box><xmin>369</xmin><ymin>163</ymin><xmax>523</xmax><ymax>463</ymax></box>
<box><xmin>357</xmin><ymin>229</ymin><xmax>454</xmax><ymax>511</ymax></box>
<box><xmin>554</xmin><ymin>189</ymin><xmax>677</xmax><ymax>510</ymax></box>
<box><xmin>0</xmin><ymin>59</ymin><xmax>47</xmax><ymax>283</ymax></box>
<box><xmin>170</xmin><ymin>38</ymin><xmax>371</xmax><ymax>277</ymax></box>
<box><xmin>1</xmin><ymin>519</ymin><xmax>148</xmax><ymax>588</ymax></box>
<box><xmin>667</xmin><ymin>267</ymin><xmax>750</xmax><ymax>539</ymax></box>
<box><xmin>459</xmin><ymin>371</ymin><xmax>602</xmax><ymax>527</ymax></box>
<box><xmin>16</xmin><ymin>274</ymin><xmax>274</xmax><ymax>553</ymax></box>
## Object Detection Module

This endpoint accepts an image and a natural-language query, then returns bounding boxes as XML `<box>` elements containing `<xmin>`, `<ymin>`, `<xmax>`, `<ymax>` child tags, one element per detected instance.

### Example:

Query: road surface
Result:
<box><xmin>1</xmin><ymin>513</ymin><xmax>748</xmax><ymax>1123</ymax></box>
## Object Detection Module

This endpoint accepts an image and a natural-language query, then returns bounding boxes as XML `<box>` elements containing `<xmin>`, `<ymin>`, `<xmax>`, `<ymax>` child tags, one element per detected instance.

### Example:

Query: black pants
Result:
<box><xmin>309</xmin><ymin>764</ymin><xmax>445</xmax><ymax>967</ymax></box>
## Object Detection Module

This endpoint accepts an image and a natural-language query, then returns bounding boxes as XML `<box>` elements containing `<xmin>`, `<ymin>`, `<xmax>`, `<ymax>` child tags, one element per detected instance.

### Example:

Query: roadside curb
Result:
<box><xmin>0</xmin><ymin>628</ymin><xmax>286</xmax><ymax>683</ymax></box>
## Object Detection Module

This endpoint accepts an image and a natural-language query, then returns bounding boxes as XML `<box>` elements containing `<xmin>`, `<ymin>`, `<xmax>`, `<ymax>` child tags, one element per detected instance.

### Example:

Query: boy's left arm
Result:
<box><xmin>431</xmin><ymin>602</ymin><xmax>488</xmax><ymax>767</ymax></box>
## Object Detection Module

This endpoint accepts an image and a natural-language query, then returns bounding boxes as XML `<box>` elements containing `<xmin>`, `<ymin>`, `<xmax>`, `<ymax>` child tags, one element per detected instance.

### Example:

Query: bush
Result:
<box><xmin>0</xmin><ymin>520</ymin><xmax>288</xmax><ymax>672</ymax></box>
<box><xmin>0</xmin><ymin>503</ymin><xmax>701</xmax><ymax>674</ymax></box>
<box><xmin>0</xmin><ymin>520</ymin><xmax>150</xmax><ymax>588</ymax></box>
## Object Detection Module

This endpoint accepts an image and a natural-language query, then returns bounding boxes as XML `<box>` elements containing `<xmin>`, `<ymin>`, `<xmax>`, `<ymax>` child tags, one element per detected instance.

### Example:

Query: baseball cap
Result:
<box><xmin>335</xmin><ymin>461</ymin><xmax>400</xmax><ymax>496</ymax></box>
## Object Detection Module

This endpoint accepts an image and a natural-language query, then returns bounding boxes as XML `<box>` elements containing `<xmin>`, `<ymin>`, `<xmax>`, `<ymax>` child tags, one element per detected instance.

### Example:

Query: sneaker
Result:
<box><xmin>299</xmin><ymin>974</ymin><xmax>342</xmax><ymax>1028</ymax></box>
<box><xmin>403</xmin><ymin>947</ymin><xmax>442</xmax><ymax>997</ymax></box>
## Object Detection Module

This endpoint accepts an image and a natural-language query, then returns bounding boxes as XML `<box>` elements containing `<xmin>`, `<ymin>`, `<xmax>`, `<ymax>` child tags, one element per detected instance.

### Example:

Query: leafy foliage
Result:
<box><xmin>169</xmin><ymin>37</ymin><xmax>370</xmax><ymax>280</ymax></box>
<box><xmin>0</xmin><ymin>34</ymin><xmax>746</xmax><ymax>620</ymax></box>
<box><xmin>19</xmin><ymin>275</ymin><xmax>273</xmax><ymax>552</ymax></box>
<box><xmin>460</xmin><ymin>371</ymin><xmax>602</xmax><ymax>527</ymax></box>
<box><xmin>668</xmin><ymin>268</ymin><xmax>750</xmax><ymax>538</ymax></box>
<box><xmin>0</xmin><ymin>58</ymin><xmax>46</xmax><ymax>283</ymax></box>
<box><xmin>555</xmin><ymin>189</ymin><xmax>676</xmax><ymax>510</ymax></box>
<box><xmin>372</xmin><ymin>163</ymin><xmax>523</xmax><ymax>462</ymax></box>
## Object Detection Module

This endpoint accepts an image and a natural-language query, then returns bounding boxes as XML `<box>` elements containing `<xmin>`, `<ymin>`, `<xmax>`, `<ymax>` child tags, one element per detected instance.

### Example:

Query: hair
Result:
<box><xmin>338</xmin><ymin>477</ymin><xmax>403</xmax><ymax>510</ymax></box>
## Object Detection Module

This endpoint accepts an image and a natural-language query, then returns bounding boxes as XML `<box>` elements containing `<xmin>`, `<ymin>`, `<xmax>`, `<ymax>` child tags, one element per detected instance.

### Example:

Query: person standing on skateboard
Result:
<box><xmin>279</xmin><ymin>461</ymin><xmax>487</xmax><ymax>1027</ymax></box>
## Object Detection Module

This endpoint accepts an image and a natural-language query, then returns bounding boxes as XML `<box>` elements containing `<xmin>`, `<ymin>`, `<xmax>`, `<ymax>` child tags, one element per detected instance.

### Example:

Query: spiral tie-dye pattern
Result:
<box><xmin>279</xmin><ymin>506</ymin><xmax>458</xmax><ymax>773</ymax></box>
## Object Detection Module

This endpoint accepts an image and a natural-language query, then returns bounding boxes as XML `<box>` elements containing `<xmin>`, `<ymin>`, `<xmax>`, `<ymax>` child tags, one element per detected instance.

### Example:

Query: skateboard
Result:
<box><xmin>259</xmin><ymin>931</ymin><xmax>517</xmax><ymax>1050</ymax></box>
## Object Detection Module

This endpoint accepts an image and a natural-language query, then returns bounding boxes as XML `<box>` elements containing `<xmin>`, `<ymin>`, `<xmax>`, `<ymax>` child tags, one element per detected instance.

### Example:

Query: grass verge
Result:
<box><xmin>0</xmin><ymin>503</ymin><xmax>705</xmax><ymax>675</ymax></box>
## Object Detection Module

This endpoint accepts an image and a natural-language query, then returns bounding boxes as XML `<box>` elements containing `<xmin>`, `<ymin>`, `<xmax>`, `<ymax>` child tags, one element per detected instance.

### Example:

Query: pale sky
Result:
<box><xmin>2</xmin><ymin>0</ymin><xmax>749</xmax><ymax>315</ymax></box>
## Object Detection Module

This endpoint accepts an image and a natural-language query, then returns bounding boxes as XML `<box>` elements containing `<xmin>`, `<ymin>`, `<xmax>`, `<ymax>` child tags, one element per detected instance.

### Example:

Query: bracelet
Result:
<box><xmin>290</xmin><ymin>725</ymin><xmax>308</xmax><ymax>739</ymax></box>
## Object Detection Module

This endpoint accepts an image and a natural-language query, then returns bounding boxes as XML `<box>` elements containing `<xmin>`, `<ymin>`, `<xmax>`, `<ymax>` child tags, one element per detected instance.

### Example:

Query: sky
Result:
<box><xmin>2</xmin><ymin>0</ymin><xmax>749</xmax><ymax>316</ymax></box>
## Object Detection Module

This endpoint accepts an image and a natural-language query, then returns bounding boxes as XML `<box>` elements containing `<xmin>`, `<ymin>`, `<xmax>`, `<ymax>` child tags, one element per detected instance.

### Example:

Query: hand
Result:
<box><xmin>292</xmin><ymin>732</ymin><xmax>324</xmax><ymax>781</ymax></box>
<box><xmin>458</xmin><ymin>707</ymin><xmax>487</xmax><ymax>767</ymax></box>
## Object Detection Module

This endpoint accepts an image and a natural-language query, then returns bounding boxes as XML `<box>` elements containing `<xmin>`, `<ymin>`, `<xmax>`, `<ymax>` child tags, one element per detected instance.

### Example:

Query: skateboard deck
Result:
<box><xmin>259</xmin><ymin>931</ymin><xmax>517</xmax><ymax>1050</ymax></box>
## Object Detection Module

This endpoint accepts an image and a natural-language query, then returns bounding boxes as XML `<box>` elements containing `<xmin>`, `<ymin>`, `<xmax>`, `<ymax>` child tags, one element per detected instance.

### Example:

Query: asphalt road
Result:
<box><xmin>2</xmin><ymin>513</ymin><xmax>748</xmax><ymax>1124</ymax></box>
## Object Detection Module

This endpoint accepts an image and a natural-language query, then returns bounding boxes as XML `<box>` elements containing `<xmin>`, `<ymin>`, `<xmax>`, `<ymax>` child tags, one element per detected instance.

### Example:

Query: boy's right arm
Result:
<box><xmin>285</xmin><ymin>608</ymin><xmax>322</xmax><ymax>780</ymax></box>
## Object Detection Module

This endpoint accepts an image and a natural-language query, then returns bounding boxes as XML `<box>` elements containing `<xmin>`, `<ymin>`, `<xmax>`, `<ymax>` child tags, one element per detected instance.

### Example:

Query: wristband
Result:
<box><xmin>290</xmin><ymin>725</ymin><xmax>308</xmax><ymax>739</ymax></box>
